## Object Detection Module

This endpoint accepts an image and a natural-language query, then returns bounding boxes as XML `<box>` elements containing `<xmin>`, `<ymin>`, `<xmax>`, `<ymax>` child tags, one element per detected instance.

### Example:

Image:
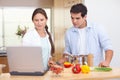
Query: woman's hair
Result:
<box><xmin>32</xmin><ymin>8</ymin><xmax>55</xmax><ymax>56</ymax></box>
<box><xmin>45</xmin><ymin>26</ymin><xmax>55</xmax><ymax>56</ymax></box>
<box><xmin>70</xmin><ymin>3</ymin><xmax>87</xmax><ymax>17</ymax></box>
<box><xmin>32</xmin><ymin>8</ymin><xmax>48</xmax><ymax>20</ymax></box>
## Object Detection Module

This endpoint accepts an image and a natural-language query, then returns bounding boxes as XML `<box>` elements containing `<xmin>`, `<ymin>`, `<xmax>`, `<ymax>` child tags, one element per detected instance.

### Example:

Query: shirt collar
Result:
<box><xmin>71</xmin><ymin>20</ymin><xmax>92</xmax><ymax>32</ymax></box>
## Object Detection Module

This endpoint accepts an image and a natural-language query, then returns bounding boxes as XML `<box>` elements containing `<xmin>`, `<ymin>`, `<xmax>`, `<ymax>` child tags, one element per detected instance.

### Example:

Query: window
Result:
<box><xmin>0</xmin><ymin>7</ymin><xmax>51</xmax><ymax>50</ymax></box>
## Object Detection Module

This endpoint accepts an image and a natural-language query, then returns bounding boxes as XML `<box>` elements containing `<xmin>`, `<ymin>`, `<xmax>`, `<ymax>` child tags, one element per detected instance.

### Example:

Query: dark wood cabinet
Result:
<box><xmin>0</xmin><ymin>56</ymin><xmax>9</xmax><ymax>73</ymax></box>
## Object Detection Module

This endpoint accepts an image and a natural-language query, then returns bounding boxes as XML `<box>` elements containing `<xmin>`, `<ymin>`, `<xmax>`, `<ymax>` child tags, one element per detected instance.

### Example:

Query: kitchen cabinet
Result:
<box><xmin>0</xmin><ymin>56</ymin><xmax>9</xmax><ymax>73</ymax></box>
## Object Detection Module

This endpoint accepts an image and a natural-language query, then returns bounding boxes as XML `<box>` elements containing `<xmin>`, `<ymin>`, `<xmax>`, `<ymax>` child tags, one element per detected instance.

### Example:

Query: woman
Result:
<box><xmin>22</xmin><ymin>8</ymin><xmax>57</xmax><ymax>70</ymax></box>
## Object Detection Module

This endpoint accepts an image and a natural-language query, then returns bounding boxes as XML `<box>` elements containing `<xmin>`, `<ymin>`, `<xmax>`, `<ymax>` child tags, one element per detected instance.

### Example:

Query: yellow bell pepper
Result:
<box><xmin>81</xmin><ymin>65</ymin><xmax>90</xmax><ymax>73</ymax></box>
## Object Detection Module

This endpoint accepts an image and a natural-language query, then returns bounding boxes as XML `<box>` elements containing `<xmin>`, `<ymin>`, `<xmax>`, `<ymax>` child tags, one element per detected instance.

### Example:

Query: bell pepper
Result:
<box><xmin>64</xmin><ymin>62</ymin><xmax>72</xmax><ymax>68</ymax></box>
<box><xmin>72</xmin><ymin>64</ymin><xmax>81</xmax><ymax>74</ymax></box>
<box><xmin>81</xmin><ymin>65</ymin><xmax>90</xmax><ymax>73</ymax></box>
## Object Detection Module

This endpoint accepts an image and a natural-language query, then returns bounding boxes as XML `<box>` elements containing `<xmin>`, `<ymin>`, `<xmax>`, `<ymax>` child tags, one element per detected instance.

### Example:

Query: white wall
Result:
<box><xmin>85</xmin><ymin>0</ymin><xmax>120</xmax><ymax>67</ymax></box>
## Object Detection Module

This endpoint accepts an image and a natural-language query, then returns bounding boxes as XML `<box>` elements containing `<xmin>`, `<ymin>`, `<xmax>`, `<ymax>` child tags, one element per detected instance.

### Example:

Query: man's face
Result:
<box><xmin>71</xmin><ymin>13</ymin><xmax>86</xmax><ymax>28</ymax></box>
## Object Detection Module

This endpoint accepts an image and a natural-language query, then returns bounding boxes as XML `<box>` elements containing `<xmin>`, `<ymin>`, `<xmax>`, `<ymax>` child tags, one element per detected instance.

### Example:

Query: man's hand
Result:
<box><xmin>99</xmin><ymin>50</ymin><xmax>113</xmax><ymax>67</ymax></box>
<box><xmin>99</xmin><ymin>61</ymin><xmax>110</xmax><ymax>67</ymax></box>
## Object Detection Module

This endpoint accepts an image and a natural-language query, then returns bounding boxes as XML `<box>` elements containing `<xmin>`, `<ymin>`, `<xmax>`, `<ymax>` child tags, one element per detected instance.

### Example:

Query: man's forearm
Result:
<box><xmin>105</xmin><ymin>50</ymin><xmax>113</xmax><ymax>64</ymax></box>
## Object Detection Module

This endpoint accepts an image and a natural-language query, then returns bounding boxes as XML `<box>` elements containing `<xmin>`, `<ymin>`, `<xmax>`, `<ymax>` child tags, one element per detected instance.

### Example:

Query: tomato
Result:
<box><xmin>72</xmin><ymin>64</ymin><xmax>81</xmax><ymax>74</ymax></box>
<box><xmin>50</xmin><ymin>66</ymin><xmax>64</xmax><ymax>74</ymax></box>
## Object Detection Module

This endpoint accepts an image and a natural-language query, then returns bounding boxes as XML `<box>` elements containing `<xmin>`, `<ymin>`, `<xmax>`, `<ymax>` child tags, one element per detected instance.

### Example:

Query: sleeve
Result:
<box><xmin>22</xmin><ymin>32</ymin><xmax>32</xmax><ymax>46</ymax></box>
<box><xmin>64</xmin><ymin>30</ymin><xmax>71</xmax><ymax>55</ymax></box>
<box><xmin>96</xmin><ymin>24</ymin><xmax>113</xmax><ymax>51</ymax></box>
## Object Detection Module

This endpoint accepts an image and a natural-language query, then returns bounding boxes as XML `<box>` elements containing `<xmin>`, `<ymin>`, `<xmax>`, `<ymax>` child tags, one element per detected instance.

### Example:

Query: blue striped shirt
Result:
<box><xmin>64</xmin><ymin>21</ymin><xmax>113</xmax><ymax>66</ymax></box>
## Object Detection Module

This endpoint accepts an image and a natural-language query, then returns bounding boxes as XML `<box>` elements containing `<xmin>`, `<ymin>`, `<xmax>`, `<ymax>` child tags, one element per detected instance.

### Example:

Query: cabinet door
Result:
<box><xmin>0</xmin><ymin>56</ymin><xmax>9</xmax><ymax>73</ymax></box>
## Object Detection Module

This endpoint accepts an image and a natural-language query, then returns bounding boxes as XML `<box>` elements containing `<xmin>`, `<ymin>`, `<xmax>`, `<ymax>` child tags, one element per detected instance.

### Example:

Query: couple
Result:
<box><xmin>22</xmin><ymin>3</ymin><xmax>113</xmax><ymax>69</ymax></box>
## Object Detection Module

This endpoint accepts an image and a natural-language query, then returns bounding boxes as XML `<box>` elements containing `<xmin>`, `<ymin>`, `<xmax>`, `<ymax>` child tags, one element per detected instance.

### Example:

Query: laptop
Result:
<box><xmin>6</xmin><ymin>46</ymin><xmax>48</xmax><ymax>76</ymax></box>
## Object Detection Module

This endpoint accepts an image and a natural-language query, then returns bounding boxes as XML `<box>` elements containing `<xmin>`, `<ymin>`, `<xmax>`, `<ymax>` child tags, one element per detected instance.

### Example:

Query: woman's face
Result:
<box><xmin>32</xmin><ymin>13</ymin><xmax>47</xmax><ymax>30</ymax></box>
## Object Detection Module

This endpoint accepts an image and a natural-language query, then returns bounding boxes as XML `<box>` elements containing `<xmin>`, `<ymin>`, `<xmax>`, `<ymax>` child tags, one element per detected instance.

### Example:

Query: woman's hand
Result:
<box><xmin>48</xmin><ymin>60</ymin><xmax>56</xmax><ymax>67</ymax></box>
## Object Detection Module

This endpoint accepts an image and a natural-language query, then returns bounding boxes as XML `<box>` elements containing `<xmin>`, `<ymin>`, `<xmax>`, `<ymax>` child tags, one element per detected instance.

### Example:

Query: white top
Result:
<box><xmin>78</xmin><ymin>28</ymin><xmax>87</xmax><ymax>55</ymax></box>
<box><xmin>22</xmin><ymin>28</ymin><xmax>51</xmax><ymax>70</ymax></box>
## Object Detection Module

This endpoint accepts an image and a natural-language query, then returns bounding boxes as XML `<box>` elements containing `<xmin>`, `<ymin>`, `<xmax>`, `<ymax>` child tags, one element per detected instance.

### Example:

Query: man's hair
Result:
<box><xmin>70</xmin><ymin>3</ymin><xmax>87</xmax><ymax>17</ymax></box>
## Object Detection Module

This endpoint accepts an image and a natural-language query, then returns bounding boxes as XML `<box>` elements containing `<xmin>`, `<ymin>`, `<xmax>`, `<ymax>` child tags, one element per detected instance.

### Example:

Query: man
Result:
<box><xmin>63</xmin><ymin>3</ymin><xmax>113</xmax><ymax>67</ymax></box>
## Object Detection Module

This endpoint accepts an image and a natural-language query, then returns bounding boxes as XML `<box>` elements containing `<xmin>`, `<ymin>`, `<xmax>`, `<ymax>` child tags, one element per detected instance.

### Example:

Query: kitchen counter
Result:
<box><xmin>1</xmin><ymin>67</ymin><xmax>120</xmax><ymax>80</ymax></box>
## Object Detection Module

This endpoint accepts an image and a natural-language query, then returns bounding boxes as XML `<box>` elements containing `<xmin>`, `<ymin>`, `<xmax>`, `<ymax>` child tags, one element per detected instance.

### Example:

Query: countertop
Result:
<box><xmin>1</xmin><ymin>67</ymin><xmax>120</xmax><ymax>80</ymax></box>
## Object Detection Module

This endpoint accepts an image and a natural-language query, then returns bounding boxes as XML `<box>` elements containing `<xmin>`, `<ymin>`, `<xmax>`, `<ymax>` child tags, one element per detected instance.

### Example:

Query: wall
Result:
<box><xmin>85</xmin><ymin>0</ymin><xmax>120</xmax><ymax>67</ymax></box>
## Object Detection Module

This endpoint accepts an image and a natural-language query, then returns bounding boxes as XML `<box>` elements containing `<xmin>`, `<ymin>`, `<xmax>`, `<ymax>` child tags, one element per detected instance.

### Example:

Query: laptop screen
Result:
<box><xmin>6</xmin><ymin>46</ymin><xmax>48</xmax><ymax>76</ymax></box>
